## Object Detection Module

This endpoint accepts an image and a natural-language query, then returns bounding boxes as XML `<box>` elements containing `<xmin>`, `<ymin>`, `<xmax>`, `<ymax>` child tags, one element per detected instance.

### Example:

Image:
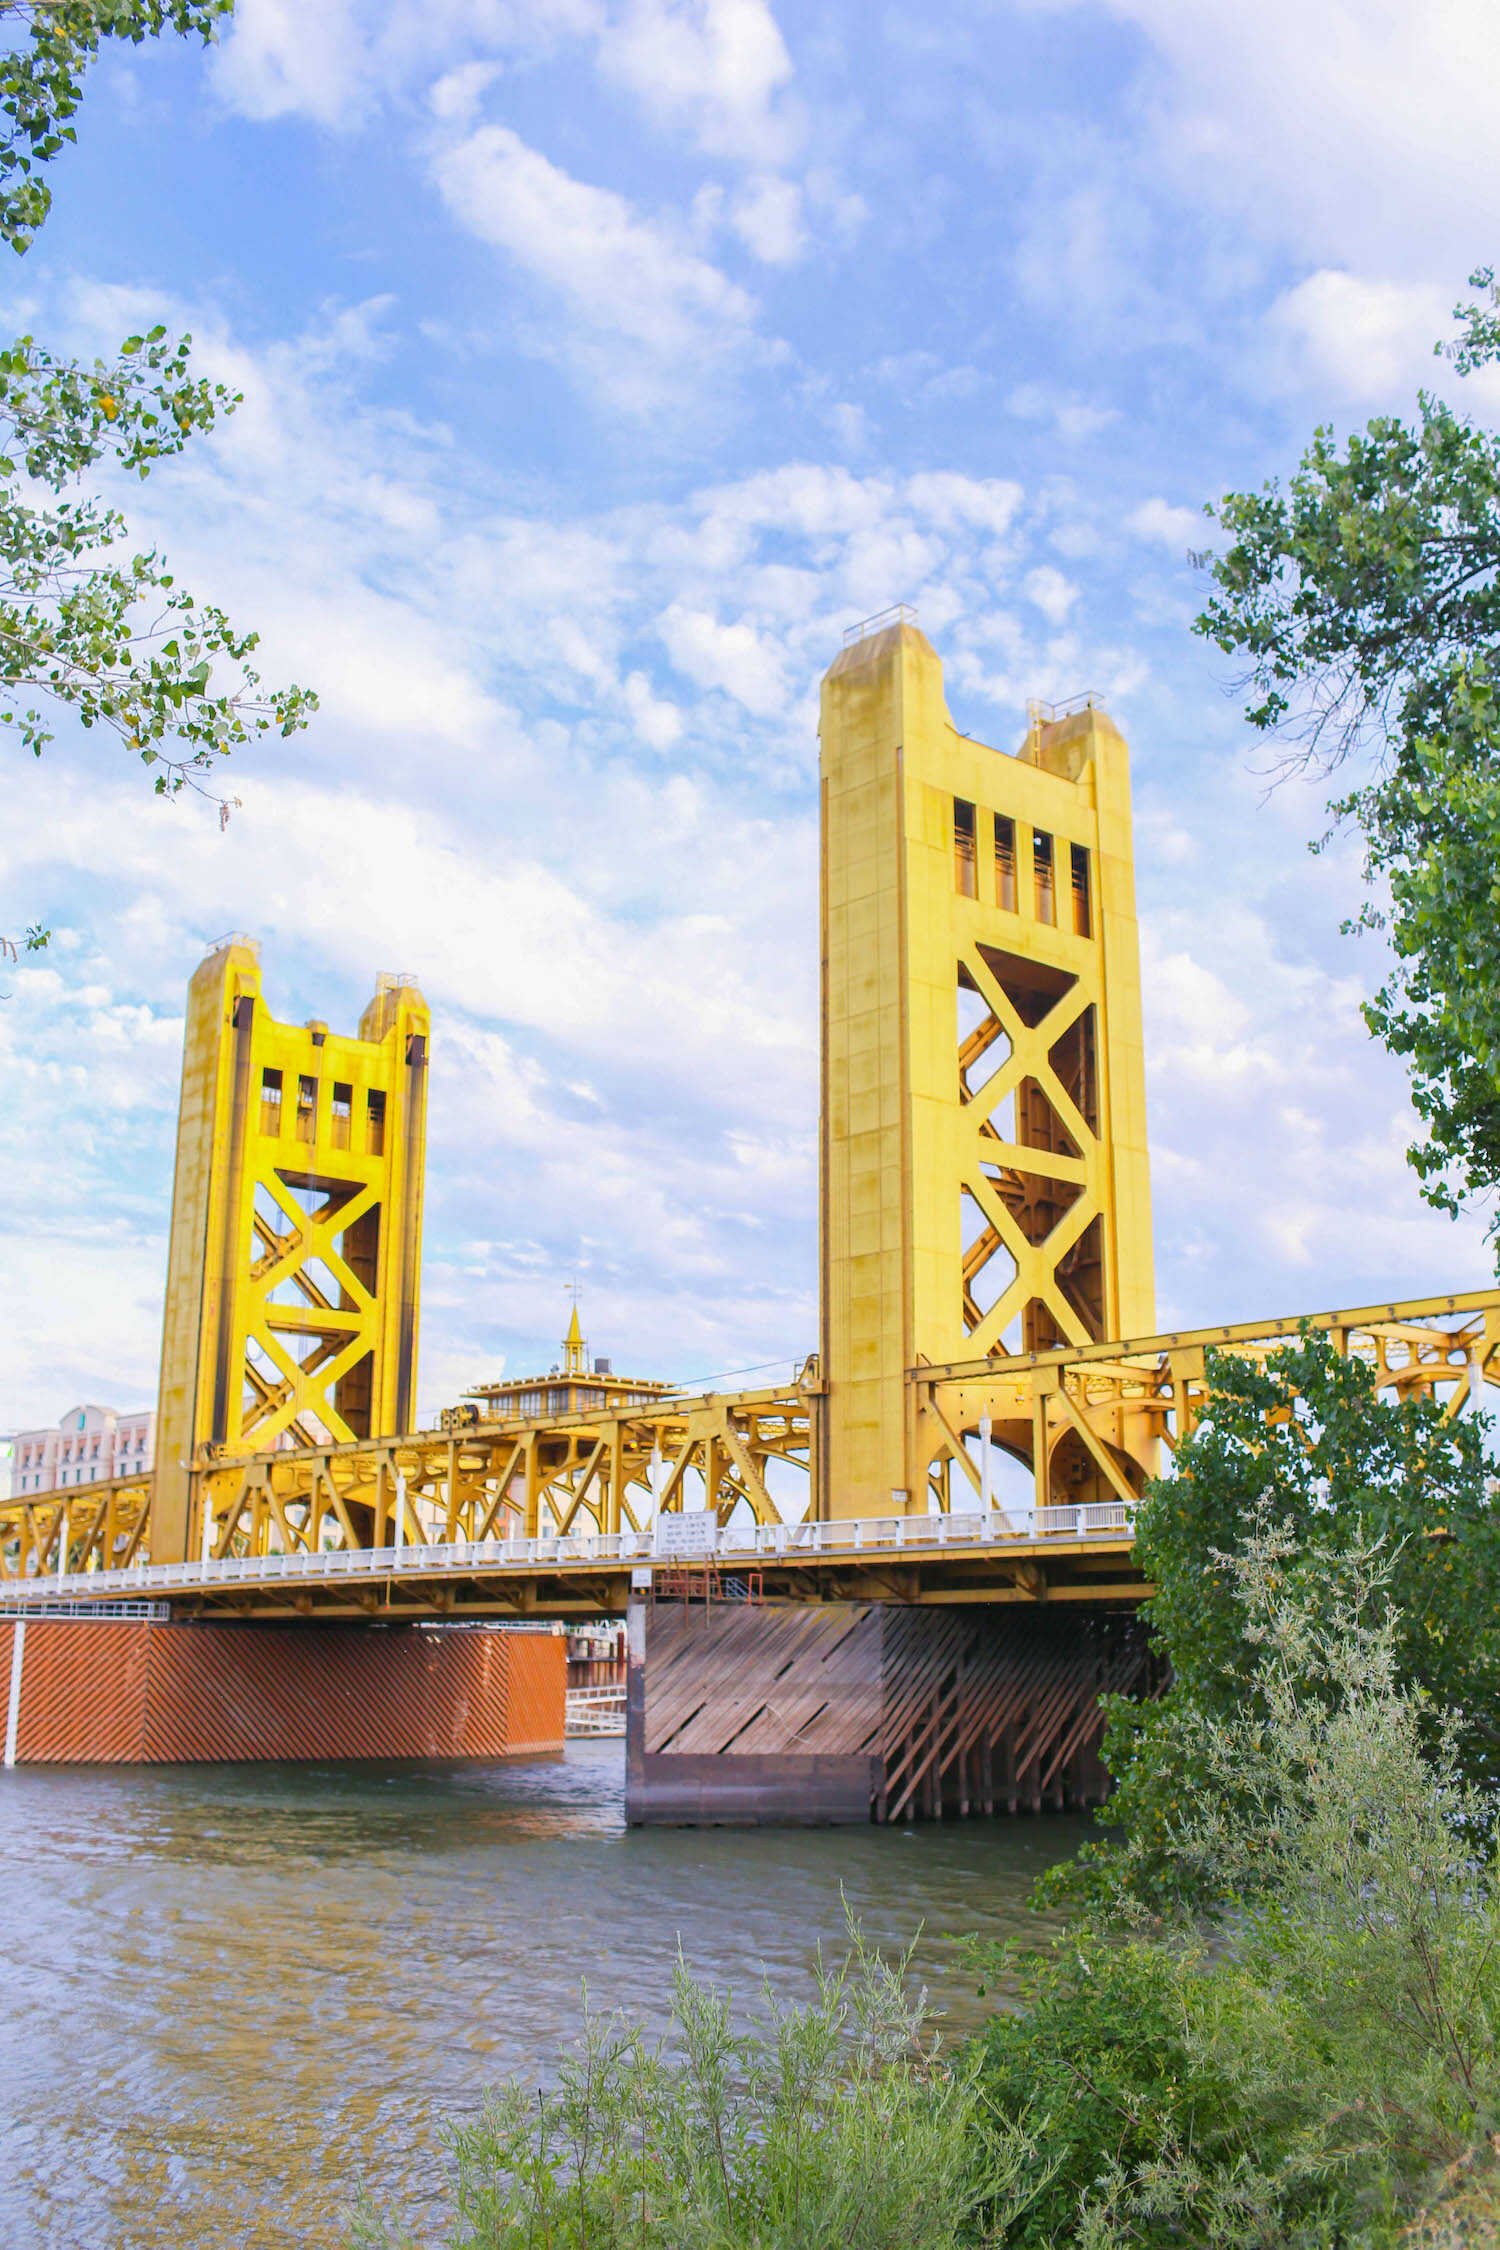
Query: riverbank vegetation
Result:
<box><xmin>363</xmin><ymin>1933</ymin><xmax>1028</xmax><ymax>2250</ymax></box>
<box><xmin>358</xmin><ymin>1336</ymin><xmax>1500</xmax><ymax>2248</ymax></box>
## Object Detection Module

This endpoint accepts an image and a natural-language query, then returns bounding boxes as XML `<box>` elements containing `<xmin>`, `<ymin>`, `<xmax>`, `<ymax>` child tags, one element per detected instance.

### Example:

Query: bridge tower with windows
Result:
<box><xmin>818</xmin><ymin>612</ymin><xmax>1155</xmax><ymax>1520</ymax></box>
<box><xmin>152</xmin><ymin>937</ymin><xmax>430</xmax><ymax>1565</ymax></box>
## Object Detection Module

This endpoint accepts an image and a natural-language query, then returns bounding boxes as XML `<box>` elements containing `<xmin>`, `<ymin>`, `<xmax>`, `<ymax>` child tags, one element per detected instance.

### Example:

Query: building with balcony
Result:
<box><xmin>9</xmin><ymin>1405</ymin><xmax>155</xmax><ymax>1496</ymax></box>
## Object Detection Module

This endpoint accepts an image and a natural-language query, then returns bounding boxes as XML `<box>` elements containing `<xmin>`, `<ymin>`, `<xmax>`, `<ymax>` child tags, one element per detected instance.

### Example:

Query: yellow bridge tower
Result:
<box><xmin>818</xmin><ymin>613</ymin><xmax>1154</xmax><ymax>1519</ymax></box>
<box><xmin>152</xmin><ymin>938</ymin><xmax>430</xmax><ymax>1563</ymax></box>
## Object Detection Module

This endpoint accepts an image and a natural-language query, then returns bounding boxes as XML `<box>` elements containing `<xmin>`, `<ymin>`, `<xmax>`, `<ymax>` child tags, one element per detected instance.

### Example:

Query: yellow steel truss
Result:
<box><xmin>0</xmin><ymin>1473</ymin><xmax>152</xmax><ymax>1580</ymax></box>
<box><xmin>818</xmin><ymin>619</ymin><xmax>1154</xmax><ymax>1518</ymax></box>
<box><xmin>914</xmin><ymin>1290</ymin><xmax>1500</xmax><ymax>1519</ymax></box>
<box><xmin>4</xmin><ymin>1296</ymin><xmax>1495</xmax><ymax>1589</ymax></box>
<box><xmin>187</xmin><ymin>1381</ymin><xmax>814</xmax><ymax>1565</ymax></box>
<box><xmin>0</xmin><ymin>1386</ymin><xmax>815</xmax><ymax>1577</ymax></box>
<box><xmin>151</xmin><ymin>938</ymin><xmax>429</xmax><ymax>1561</ymax></box>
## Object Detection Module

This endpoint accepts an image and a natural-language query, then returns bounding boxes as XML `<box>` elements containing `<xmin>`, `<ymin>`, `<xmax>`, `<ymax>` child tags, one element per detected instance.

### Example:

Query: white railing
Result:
<box><xmin>0</xmin><ymin>1598</ymin><xmax>171</xmax><ymax>1621</ymax></box>
<box><xmin>566</xmin><ymin>1685</ymin><xmax>626</xmax><ymax>1736</ymax></box>
<box><xmin>0</xmin><ymin>1501</ymin><xmax>1134</xmax><ymax>1606</ymax></box>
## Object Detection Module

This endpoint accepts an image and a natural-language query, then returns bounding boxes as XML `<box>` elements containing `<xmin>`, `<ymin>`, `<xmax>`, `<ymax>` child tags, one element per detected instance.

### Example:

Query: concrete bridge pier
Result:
<box><xmin>625</xmin><ymin>1592</ymin><xmax>1152</xmax><ymax>1827</ymax></box>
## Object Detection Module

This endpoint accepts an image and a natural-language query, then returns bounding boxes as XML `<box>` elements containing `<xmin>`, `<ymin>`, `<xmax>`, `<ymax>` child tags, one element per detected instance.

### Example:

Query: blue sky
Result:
<box><xmin>3</xmin><ymin>0</ymin><xmax>1497</xmax><ymax>1442</ymax></box>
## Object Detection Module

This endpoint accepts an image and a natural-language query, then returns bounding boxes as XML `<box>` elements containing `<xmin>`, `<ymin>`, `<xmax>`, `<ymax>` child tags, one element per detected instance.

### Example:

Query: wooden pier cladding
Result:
<box><xmin>626</xmin><ymin>1596</ymin><xmax>1154</xmax><ymax>1826</ymax></box>
<box><xmin>0</xmin><ymin>1616</ymin><xmax>564</xmax><ymax>1766</ymax></box>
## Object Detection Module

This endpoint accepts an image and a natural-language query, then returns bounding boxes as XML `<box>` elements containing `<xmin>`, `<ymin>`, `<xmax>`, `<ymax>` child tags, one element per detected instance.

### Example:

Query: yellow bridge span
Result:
<box><xmin>6</xmin><ymin>1291</ymin><xmax>1496</xmax><ymax>1621</ymax></box>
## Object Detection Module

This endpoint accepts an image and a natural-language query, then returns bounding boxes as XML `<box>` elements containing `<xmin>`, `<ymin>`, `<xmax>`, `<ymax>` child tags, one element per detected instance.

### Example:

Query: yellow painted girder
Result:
<box><xmin>912</xmin><ymin>1288</ymin><xmax>1500</xmax><ymax>1524</ymax></box>
<box><xmin>5</xmin><ymin>1292</ymin><xmax>1495</xmax><ymax>1584</ymax></box>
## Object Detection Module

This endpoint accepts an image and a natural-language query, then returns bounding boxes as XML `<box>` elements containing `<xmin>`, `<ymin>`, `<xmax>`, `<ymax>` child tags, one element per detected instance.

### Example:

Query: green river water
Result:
<box><xmin>3</xmin><ymin>1742</ymin><xmax>1082</xmax><ymax>2249</ymax></box>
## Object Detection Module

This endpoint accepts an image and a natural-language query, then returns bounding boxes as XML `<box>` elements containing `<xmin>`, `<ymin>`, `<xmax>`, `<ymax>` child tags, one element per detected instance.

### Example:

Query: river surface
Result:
<box><xmin>3</xmin><ymin>1743</ymin><xmax>1085</xmax><ymax>2249</ymax></box>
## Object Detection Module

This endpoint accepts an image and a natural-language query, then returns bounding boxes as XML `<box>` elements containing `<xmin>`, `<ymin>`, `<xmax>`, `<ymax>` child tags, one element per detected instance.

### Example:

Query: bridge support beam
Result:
<box><xmin>625</xmin><ymin>1594</ymin><xmax>1153</xmax><ymax>1826</ymax></box>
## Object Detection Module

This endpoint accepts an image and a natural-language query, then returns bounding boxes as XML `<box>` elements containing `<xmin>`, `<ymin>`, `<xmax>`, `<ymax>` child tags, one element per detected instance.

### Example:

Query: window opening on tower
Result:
<box><xmin>953</xmin><ymin>798</ymin><xmax>976</xmax><ymax>897</ymax></box>
<box><xmin>994</xmin><ymin>814</ymin><xmax>1016</xmax><ymax>910</ymax></box>
<box><xmin>260</xmin><ymin>1067</ymin><xmax>283</xmax><ymax>1138</ymax></box>
<box><xmin>1071</xmin><ymin>843</ymin><xmax>1092</xmax><ymax>938</ymax></box>
<box><xmin>1033</xmin><ymin>829</ymin><xmax>1055</xmax><ymax>924</ymax></box>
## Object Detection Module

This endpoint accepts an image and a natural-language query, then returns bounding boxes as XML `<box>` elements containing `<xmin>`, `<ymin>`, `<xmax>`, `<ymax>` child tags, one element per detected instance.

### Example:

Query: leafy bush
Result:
<box><xmin>972</xmin><ymin>1527</ymin><xmax>1500</xmax><ymax>2247</ymax></box>
<box><xmin>1052</xmin><ymin>1332</ymin><xmax>1500</xmax><ymax>1915</ymax></box>
<box><xmin>353</xmin><ymin>1924</ymin><xmax>1050</xmax><ymax>2249</ymax></box>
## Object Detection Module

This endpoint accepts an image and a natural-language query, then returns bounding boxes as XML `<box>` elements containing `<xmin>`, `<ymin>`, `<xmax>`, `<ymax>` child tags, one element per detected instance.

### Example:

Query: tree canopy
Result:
<box><xmin>0</xmin><ymin>3</ymin><xmax>229</xmax><ymax>254</ymax></box>
<box><xmin>1053</xmin><ymin>1330</ymin><xmax>1500</xmax><ymax>1915</ymax></box>
<box><xmin>1</xmin><ymin>0</ymin><xmax>313</xmax><ymax>959</ymax></box>
<box><xmin>1197</xmin><ymin>269</ymin><xmax>1500</xmax><ymax>1244</ymax></box>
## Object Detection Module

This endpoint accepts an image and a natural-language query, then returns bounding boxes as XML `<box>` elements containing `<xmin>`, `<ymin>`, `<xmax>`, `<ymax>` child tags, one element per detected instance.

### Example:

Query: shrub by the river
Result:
<box><xmin>969</xmin><ymin>1527</ymin><xmax>1500</xmax><ymax>2247</ymax></box>
<box><xmin>351</xmin><ymin>1924</ymin><xmax>1050</xmax><ymax>2249</ymax></box>
<box><xmin>1053</xmin><ymin>1333</ymin><xmax>1500</xmax><ymax>1921</ymax></box>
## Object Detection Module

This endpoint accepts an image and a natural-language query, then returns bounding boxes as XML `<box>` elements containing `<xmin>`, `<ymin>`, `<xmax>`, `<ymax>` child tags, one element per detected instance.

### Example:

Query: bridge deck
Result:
<box><xmin>0</xmin><ymin>1505</ymin><xmax>1144</xmax><ymax>1619</ymax></box>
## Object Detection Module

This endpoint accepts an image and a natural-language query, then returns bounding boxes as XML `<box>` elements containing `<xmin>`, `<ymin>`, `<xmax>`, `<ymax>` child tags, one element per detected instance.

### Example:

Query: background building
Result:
<box><xmin>8</xmin><ymin>1406</ymin><xmax>155</xmax><ymax>1496</ymax></box>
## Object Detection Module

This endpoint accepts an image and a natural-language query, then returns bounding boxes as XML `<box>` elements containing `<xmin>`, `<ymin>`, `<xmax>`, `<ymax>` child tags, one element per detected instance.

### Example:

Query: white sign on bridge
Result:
<box><xmin>653</xmin><ymin>1508</ymin><xmax>719</xmax><ymax>1560</ymax></box>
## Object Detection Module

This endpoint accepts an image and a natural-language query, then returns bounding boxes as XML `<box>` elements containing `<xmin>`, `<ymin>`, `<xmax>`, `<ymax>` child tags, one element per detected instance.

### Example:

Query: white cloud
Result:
<box><xmin>216</xmin><ymin>0</ymin><xmax>809</xmax><ymax>186</ymax></box>
<box><xmin>1131</xmin><ymin>761</ymin><xmax>1494</xmax><ymax>1326</ymax></box>
<box><xmin>1127</xmin><ymin>496</ymin><xmax>1202</xmax><ymax>550</ymax></box>
<box><xmin>27</xmin><ymin>778</ymin><xmax>807</xmax><ymax>1085</ymax></box>
<box><xmin>823</xmin><ymin>400</ymin><xmax>867</xmax><ymax>454</ymax></box>
<box><xmin>875</xmin><ymin>353</ymin><xmax>988</xmax><ymax>409</ymax></box>
<box><xmin>1006</xmin><ymin>0</ymin><xmax>1500</xmax><ymax>424</ymax></box>
<box><xmin>1010</xmin><ymin>177</ymin><xmax>1159</xmax><ymax>323</ymax></box>
<box><xmin>217</xmin><ymin>0</ymin><xmax>858</xmax><ymax>291</ymax></box>
<box><xmin>903</xmin><ymin>471</ymin><xmax>1022</xmax><ymax>539</ymax></box>
<box><xmin>623</xmin><ymin>668</ymin><xmax>685</xmax><ymax>749</ymax></box>
<box><xmin>1265</xmin><ymin>269</ymin><xmax>1457</xmax><ymax>407</ymax></box>
<box><xmin>428</xmin><ymin>59</ymin><xmax>504</xmax><ymax>127</ymax></box>
<box><xmin>1088</xmin><ymin>0</ymin><xmax>1500</xmax><ymax>281</ymax></box>
<box><xmin>211</xmin><ymin>0</ymin><xmax>372</xmax><ymax>125</ymax></box>
<box><xmin>658</xmin><ymin>602</ymin><xmax>788</xmax><ymax>715</ymax></box>
<box><xmin>597</xmin><ymin>0</ymin><xmax>799</xmax><ymax>166</ymax></box>
<box><xmin>1023</xmin><ymin>564</ymin><xmax>1077</xmax><ymax>626</ymax></box>
<box><xmin>213</xmin><ymin>0</ymin><xmax>605</xmax><ymax>127</ymax></box>
<box><xmin>728</xmin><ymin>173</ymin><xmax>807</xmax><ymax>265</ymax></box>
<box><xmin>430</xmin><ymin>123</ymin><xmax>758</xmax><ymax>408</ymax></box>
<box><xmin>1008</xmin><ymin>381</ymin><xmax>1119</xmax><ymax>443</ymax></box>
